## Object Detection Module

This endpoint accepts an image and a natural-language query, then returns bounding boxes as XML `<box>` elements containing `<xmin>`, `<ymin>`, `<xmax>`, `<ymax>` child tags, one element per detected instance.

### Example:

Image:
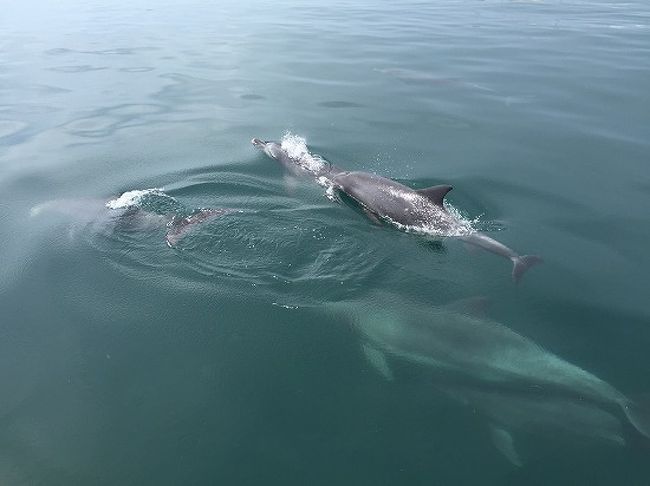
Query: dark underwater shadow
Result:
<box><xmin>317</xmin><ymin>100</ymin><xmax>365</xmax><ymax>108</ymax></box>
<box><xmin>417</xmin><ymin>239</ymin><xmax>447</xmax><ymax>254</ymax></box>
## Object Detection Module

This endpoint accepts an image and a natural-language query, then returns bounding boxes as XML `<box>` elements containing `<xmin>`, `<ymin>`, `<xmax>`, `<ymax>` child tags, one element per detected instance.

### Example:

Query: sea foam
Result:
<box><xmin>105</xmin><ymin>188</ymin><xmax>168</xmax><ymax>210</ymax></box>
<box><xmin>280</xmin><ymin>131</ymin><xmax>327</xmax><ymax>174</ymax></box>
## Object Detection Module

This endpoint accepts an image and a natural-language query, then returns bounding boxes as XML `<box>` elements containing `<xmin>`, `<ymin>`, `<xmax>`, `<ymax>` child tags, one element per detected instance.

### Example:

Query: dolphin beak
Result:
<box><xmin>251</xmin><ymin>138</ymin><xmax>266</xmax><ymax>148</ymax></box>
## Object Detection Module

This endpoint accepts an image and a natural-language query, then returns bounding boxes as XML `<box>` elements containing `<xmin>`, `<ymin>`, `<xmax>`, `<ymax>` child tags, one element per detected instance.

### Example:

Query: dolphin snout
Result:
<box><xmin>251</xmin><ymin>138</ymin><xmax>267</xmax><ymax>148</ymax></box>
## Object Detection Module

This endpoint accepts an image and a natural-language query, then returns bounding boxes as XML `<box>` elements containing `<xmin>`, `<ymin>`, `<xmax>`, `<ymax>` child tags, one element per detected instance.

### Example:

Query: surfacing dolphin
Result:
<box><xmin>30</xmin><ymin>189</ymin><xmax>229</xmax><ymax>247</ymax></box>
<box><xmin>328</xmin><ymin>291</ymin><xmax>650</xmax><ymax>464</ymax></box>
<box><xmin>252</xmin><ymin>136</ymin><xmax>541</xmax><ymax>282</ymax></box>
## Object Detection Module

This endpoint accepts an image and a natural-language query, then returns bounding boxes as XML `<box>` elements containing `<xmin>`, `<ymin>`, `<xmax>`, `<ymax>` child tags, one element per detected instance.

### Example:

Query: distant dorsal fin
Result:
<box><xmin>416</xmin><ymin>184</ymin><xmax>452</xmax><ymax>206</ymax></box>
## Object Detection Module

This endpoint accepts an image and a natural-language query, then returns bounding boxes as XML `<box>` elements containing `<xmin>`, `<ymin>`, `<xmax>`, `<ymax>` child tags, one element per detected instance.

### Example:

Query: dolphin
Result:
<box><xmin>327</xmin><ymin>291</ymin><xmax>650</xmax><ymax>452</ymax></box>
<box><xmin>30</xmin><ymin>189</ymin><xmax>229</xmax><ymax>247</ymax></box>
<box><xmin>252</xmin><ymin>137</ymin><xmax>541</xmax><ymax>282</ymax></box>
<box><xmin>441</xmin><ymin>385</ymin><xmax>625</xmax><ymax>466</ymax></box>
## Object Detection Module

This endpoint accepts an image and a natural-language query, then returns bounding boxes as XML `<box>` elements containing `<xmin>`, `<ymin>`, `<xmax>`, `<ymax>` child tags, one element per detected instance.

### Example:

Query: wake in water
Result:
<box><xmin>105</xmin><ymin>188</ymin><xmax>173</xmax><ymax>211</ymax></box>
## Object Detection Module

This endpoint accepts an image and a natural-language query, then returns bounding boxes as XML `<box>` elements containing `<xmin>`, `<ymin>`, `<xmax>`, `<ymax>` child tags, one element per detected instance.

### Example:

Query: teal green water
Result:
<box><xmin>2</xmin><ymin>0</ymin><xmax>650</xmax><ymax>484</ymax></box>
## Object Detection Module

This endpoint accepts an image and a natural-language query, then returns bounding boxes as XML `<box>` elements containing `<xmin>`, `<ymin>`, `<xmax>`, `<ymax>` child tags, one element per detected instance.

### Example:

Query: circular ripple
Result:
<box><xmin>173</xmin><ymin>207</ymin><xmax>385</xmax><ymax>303</ymax></box>
<box><xmin>62</xmin><ymin>116</ymin><xmax>117</xmax><ymax>137</ymax></box>
<box><xmin>82</xmin><ymin>168</ymin><xmax>389</xmax><ymax>305</ymax></box>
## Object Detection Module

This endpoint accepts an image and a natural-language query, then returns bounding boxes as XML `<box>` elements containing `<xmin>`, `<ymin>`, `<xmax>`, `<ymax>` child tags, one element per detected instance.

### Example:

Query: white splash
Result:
<box><xmin>280</xmin><ymin>131</ymin><xmax>310</xmax><ymax>160</ymax></box>
<box><xmin>316</xmin><ymin>176</ymin><xmax>339</xmax><ymax>201</ymax></box>
<box><xmin>271</xmin><ymin>302</ymin><xmax>300</xmax><ymax>309</ymax></box>
<box><xmin>433</xmin><ymin>203</ymin><xmax>479</xmax><ymax>236</ymax></box>
<box><xmin>280</xmin><ymin>131</ymin><xmax>326</xmax><ymax>174</ymax></box>
<box><xmin>105</xmin><ymin>188</ymin><xmax>167</xmax><ymax>210</ymax></box>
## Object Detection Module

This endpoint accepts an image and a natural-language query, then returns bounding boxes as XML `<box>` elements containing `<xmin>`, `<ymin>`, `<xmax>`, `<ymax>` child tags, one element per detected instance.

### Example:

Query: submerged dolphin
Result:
<box><xmin>440</xmin><ymin>385</ymin><xmax>625</xmax><ymax>466</ymax></box>
<box><xmin>252</xmin><ymin>137</ymin><xmax>541</xmax><ymax>282</ymax></box>
<box><xmin>30</xmin><ymin>189</ymin><xmax>228</xmax><ymax>247</ymax></box>
<box><xmin>327</xmin><ymin>291</ymin><xmax>650</xmax><ymax>462</ymax></box>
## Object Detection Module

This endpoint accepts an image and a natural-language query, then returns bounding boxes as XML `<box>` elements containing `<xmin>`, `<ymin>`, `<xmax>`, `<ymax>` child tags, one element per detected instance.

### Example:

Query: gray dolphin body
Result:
<box><xmin>328</xmin><ymin>292</ymin><xmax>650</xmax><ymax>463</ymax></box>
<box><xmin>252</xmin><ymin>138</ymin><xmax>541</xmax><ymax>282</ymax></box>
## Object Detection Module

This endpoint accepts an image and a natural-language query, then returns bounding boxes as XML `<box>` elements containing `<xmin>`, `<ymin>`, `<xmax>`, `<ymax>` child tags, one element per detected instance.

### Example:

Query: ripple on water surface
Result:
<box><xmin>72</xmin><ymin>169</ymin><xmax>389</xmax><ymax>305</ymax></box>
<box><xmin>0</xmin><ymin>120</ymin><xmax>29</xmax><ymax>139</ymax></box>
<box><xmin>62</xmin><ymin>103</ymin><xmax>171</xmax><ymax>138</ymax></box>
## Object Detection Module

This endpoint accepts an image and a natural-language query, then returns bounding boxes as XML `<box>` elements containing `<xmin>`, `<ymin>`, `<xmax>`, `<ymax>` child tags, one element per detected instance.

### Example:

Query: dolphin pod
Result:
<box><xmin>27</xmin><ymin>137</ymin><xmax>647</xmax><ymax>467</ymax></box>
<box><xmin>253</xmin><ymin>135</ymin><xmax>649</xmax><ymax>465</ymax></box>
<box><xmin>327</xmin><ymin>291</ymin><xmax>650</xmax><ymax>465</ymax></box>
<box><xmin>252</xmin><ymin>137</ymin><xmax>542</xmax><ymax>283</ymax></box>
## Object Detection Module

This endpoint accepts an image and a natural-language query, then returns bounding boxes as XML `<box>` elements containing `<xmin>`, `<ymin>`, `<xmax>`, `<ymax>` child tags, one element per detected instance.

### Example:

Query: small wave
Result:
<box><xmin>105</xmin><ymin>188</ymin><xmax>184</xmax><ymax>215</ymax></box>
<box><xmin>74</xmin><ymin>170</ymin><xmax>386</xmax><ymax>305</ymax></box>
<box><xmin>106</xmin><ymin>188</ymin><xmax>167</xmax><ymax>209</ymax></box>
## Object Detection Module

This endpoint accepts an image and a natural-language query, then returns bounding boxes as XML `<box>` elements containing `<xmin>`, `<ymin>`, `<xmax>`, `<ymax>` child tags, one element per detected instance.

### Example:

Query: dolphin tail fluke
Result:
<box><xmin>511</xmin><ymin>255</ymin><xmax>543</xmax><ymax>283</ymax></box>
<box><xmin>165</xmin><ymin>208</ymin><xmax>231</xmax><ymax>247</ymax></box>
<box><xmin>623</xmin><ymin>399</ymin><xmax>650</xmax><ymax>440</ymax></box>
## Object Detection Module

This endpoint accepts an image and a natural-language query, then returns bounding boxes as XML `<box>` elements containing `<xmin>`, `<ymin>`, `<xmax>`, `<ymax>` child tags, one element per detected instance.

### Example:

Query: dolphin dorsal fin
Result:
<box><xmin>417</xmin><ymin>185</ymin><xmax>452</xmax><ymax>206</ymax></box>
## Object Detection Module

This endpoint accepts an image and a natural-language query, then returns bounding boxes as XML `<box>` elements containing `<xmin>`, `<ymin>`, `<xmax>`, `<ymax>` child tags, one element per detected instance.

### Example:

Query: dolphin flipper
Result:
<box><xmin>362</xmin><ymin>343</ymin><xmax>394</xmax><ymax>380</ymax></box>
<box><xmin>512</xmin><ymin>255</ymin><xmax>543</xmax><ymax>283</ymax></box>
<box><xmin>362</xmin><ymin>207</ymin><xmax>383</xmax><ymax>225</ymax></box>
<box><xmin>489</xmin><ymin>424</ymin><xmax>523</xmax><ymax>467</ymax></box>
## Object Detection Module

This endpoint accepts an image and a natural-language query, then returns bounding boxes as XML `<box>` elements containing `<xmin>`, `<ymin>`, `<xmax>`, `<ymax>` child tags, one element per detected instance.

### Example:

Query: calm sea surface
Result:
<box><xmin>1</xmin><ymin>0</ymin><xmax>650</xmax><ymax>484</ymax></box>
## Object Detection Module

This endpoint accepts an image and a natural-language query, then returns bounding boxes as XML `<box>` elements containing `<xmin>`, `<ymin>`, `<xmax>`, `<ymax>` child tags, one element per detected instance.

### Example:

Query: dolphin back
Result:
<box><xmin>165</xmin><ymin>208</ymin><xmax>233</xmax><ymax>247</ymax></box>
